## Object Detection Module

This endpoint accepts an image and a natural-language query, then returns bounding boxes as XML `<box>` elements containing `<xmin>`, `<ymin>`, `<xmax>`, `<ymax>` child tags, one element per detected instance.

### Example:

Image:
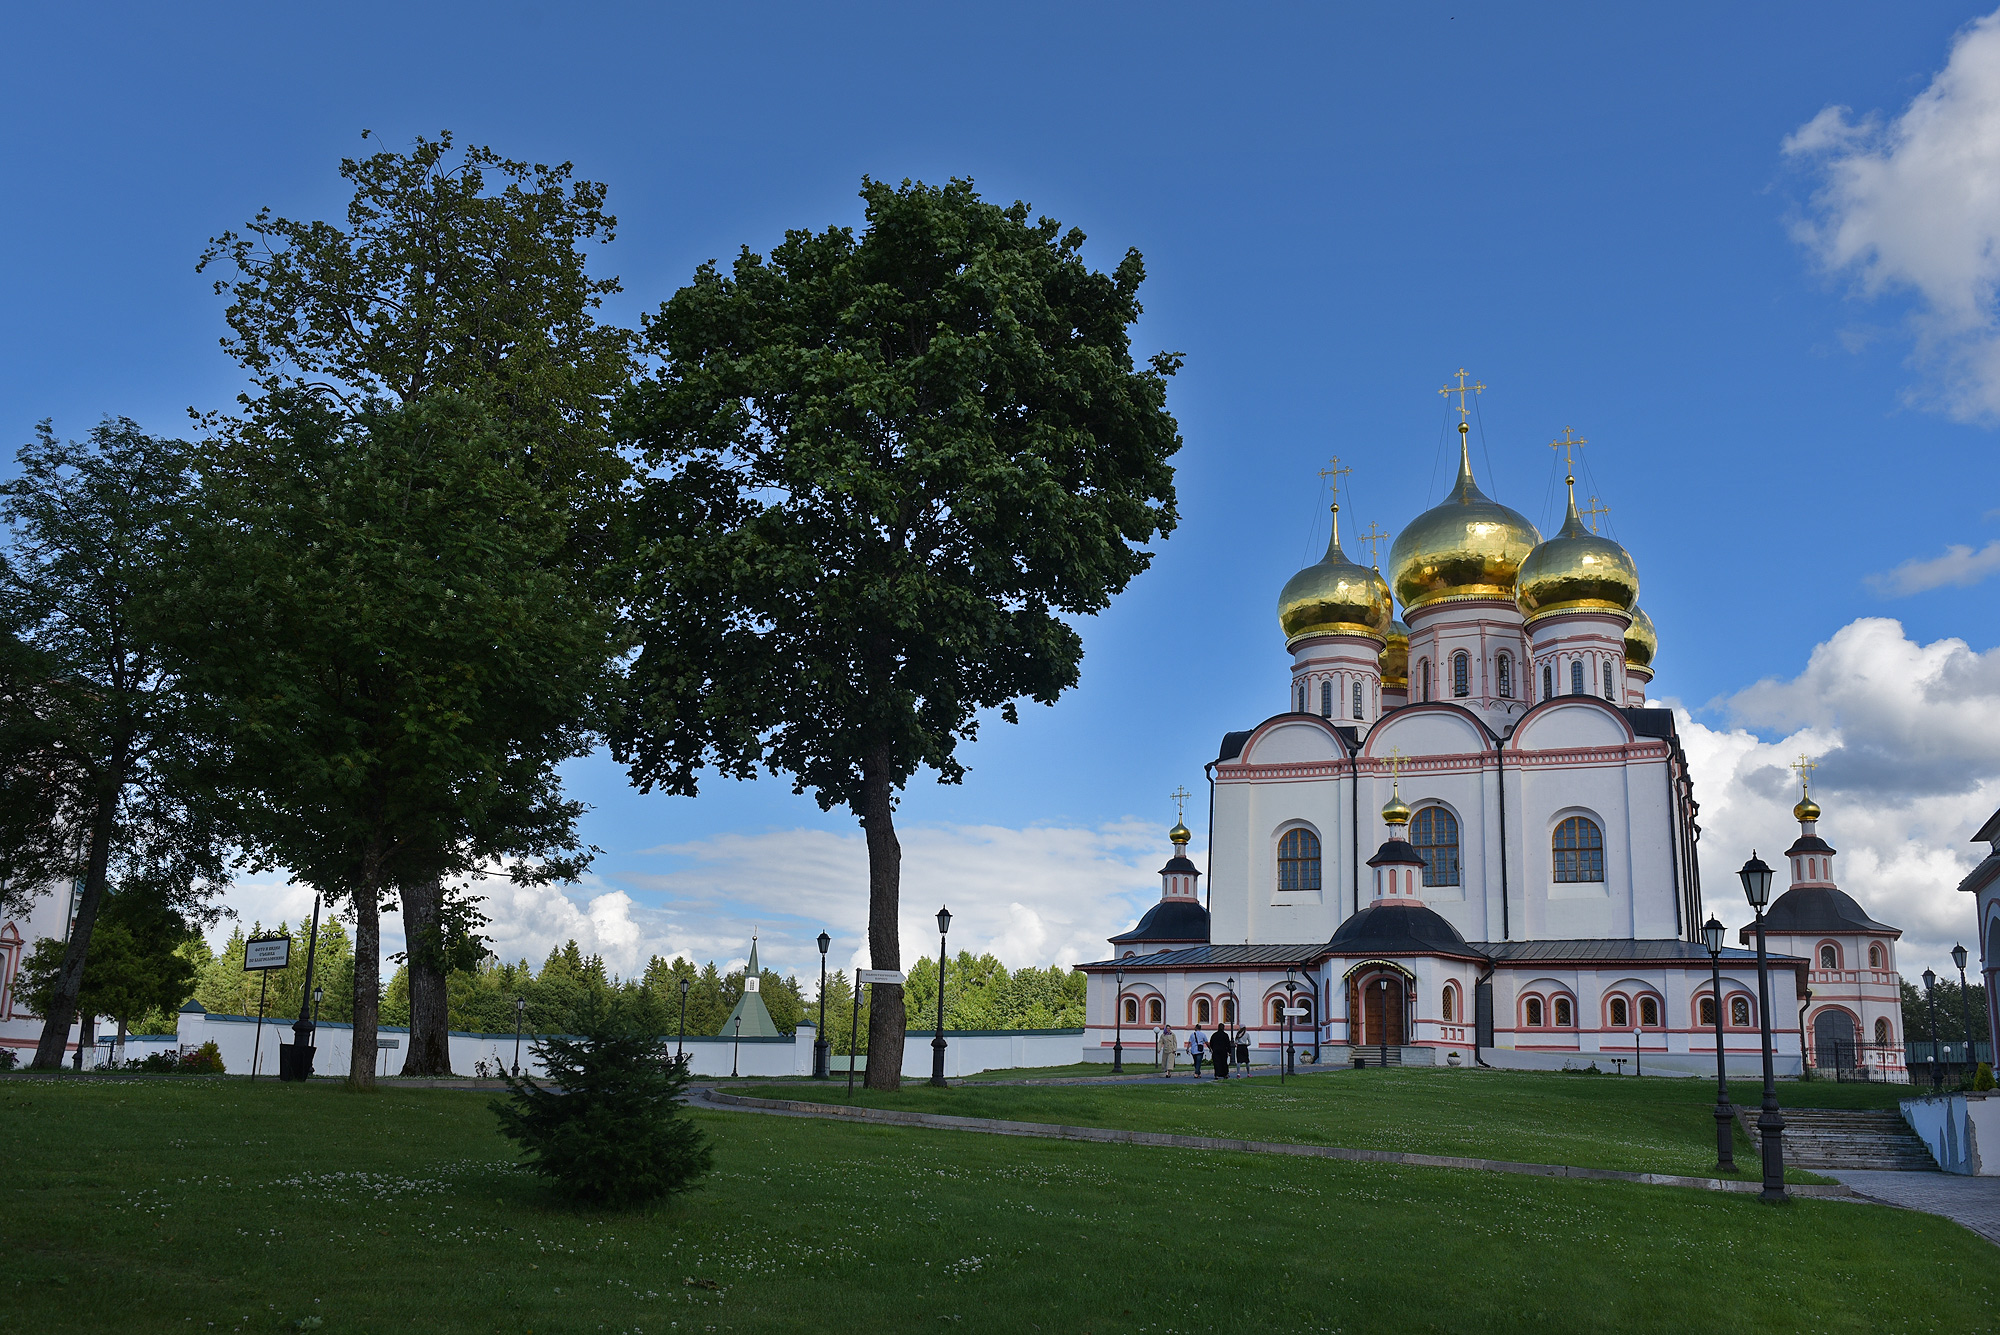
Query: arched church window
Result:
<box><xmin>1297</xmin><ymin>684</ymin><xmax>1306</xmax><ymax>713</ymax></box>
<box><xmin>1277</xmin><ymin>828</ymin><xmax>1322</xmax><ymax>892</ymax></box>
<box><xmin>1819</xmin><ymin>944</ymin><xmax>1837</xmax><ymax>969</ymax></box>
<box><xmin>1543</xmin><ymin>663</ymin><xmax>1554</xmax><ymax>701</ymax></box>
<box><xmin>1442</xmin><ymin>986</ymin><xmax>1455</xmax><ymax>1021</ymax></box>
<box><xmin>1122</xmin><ymin>997</ymin><xmax>1138</xmax><ymax>1024</ymax></box>
<box><xmin>1269</xmin><ymin>997</ymin><xmax>1286</xmax><ymax>1025</ymax></box>
<box><xmin>1609</xmin><ymin>997</ymin><xmax>1629</xmax><ymax>1028</ymax></box>
<box><xmin>1352</xmin><ymin>680</ymin><xmax>1363</xmax><ymax>719</ymax></box>
<box><xmin>1554</xmin><ymin>997</ymin><xmax>1573</xmax><ymax>1027</ymax></box>
<box><xmin>1411</xmin><ymin>807</ymin><xmax>1461</xmax><ymax>887</ymax></box>
<box><xmin>1320</xmin><ymin>679</ymin><xmax>1332</xmax><ymax>718</ymax></box>
<box><xmin>1874</xmin><ymin>1017</ymin><xmax>1891</xmax><ymax>1045</ymax></box>
<box><xmin>1452</xmin><ymin>651</ymin><xmax>1470</xmax><ymax>698</ymax></box>
<box><xmin>1525</xmin><ymin>997</ymin><xmax>1544</xmax><ymax>1027</ymax></box>
<box><xmin>1700</xmin><ymin>996</ymin><xmax>1717</xmax><ymax>1026</ymax></box>
<box><xmin>1221</xmin><ymin>997</ymin><xmax>1236</xmax><ymax>1024</ymax></box>
<box><xmin>1570</xmin><ymin>660</ymin><xmax>1585</xmax><ymax>696</ymax></box>
<box><xmin>1420</xmin><ymin>659</ymin><xmax>1432</xmax><ymax>702</ymax></box>
<box><xmin>1195</xmin><ymin>996</ymin><xmax>1211</xmax><ymax>1026</ymax></box>
<box><xmin>1731</xmin><ymin>996</ymin><xmax>1750</xmax><ymax>1027</ymax></box>
<box><xmin>1147</xmin><ymin>997</ymin><xmax>1162</xmax><ymax>1024</ymax></box>
<box><xmin>1295</xmin><ymin>998</ymin><xmax>1314</xmax><ymax>1025</ymax></box>
<box><xmin>1603</xmin><ymin>659</ymin><xmax>1615</xmax><ymax>701</ymax></box>
<box><xmin>1552</xmin><ymin>816</ymin><xmax>1605</xmax><ymax>882</ymax></box>
<box><xmin>1497</xmin><ymin>653</ymin><xmax>1512</xmax><ymax>699</ymax></box>
<box><xmin>1869</xmin><ymin>943</ymin><xmax>1883</xmax><ymax>968</ymax></box>
<box><xmin>1639</xmin><ymin>996</ymin><xmax>1660</xmax><ymax>1028</ymax></box>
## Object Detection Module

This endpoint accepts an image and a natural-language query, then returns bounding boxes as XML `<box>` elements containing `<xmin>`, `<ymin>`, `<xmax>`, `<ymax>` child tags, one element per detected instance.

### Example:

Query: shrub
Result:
<box><xmin>491</xmin><ymin>995</ymin><xmax>712</xmax><ymax>1209</ymax></box>
<box><xmin>1976</xmin><ymin>1062</ymin><xmax>1996</xmax><ymax>1093</ymax></box>
<box><xmin>0</xmin><ymin>1048</ymin><xmax>18</xmax><ymax>1071</ymax></box>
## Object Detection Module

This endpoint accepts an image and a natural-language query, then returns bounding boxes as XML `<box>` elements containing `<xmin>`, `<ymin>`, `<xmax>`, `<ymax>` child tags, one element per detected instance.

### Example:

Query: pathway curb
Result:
<box><xmin>696</xmin><ymin>1089</ymin><xmax>1859</xmax><ymax>1199</ymax></box>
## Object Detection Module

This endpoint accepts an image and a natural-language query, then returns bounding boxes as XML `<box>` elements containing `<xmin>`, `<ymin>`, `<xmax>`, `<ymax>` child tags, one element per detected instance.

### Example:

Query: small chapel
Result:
<box><xmin>1081</xmin><ymin>381</ymin><xmax>1909</xmax><ymax>1076</ymax></box>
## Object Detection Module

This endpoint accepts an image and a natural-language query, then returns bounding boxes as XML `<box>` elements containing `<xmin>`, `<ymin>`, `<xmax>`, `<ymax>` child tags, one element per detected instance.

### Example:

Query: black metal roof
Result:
<box><xmin>1366</xmin><ymin>837</ymin><xmax>1426</xmax><ymax>868</ymax></box>
<box><xmin>1082</xmin><ymin>934</ymin><xmax>1806</xmax><ymax>971</ymax></box>
<box><xmin>1784</xmin><ymin>834</ymin><xmax>1836</xmax><ymax>856</ymax></box>
<box><xmin>1107</xmin><ymin>898</ymin><xmax>1211</xmax><ymax>945</ymax></box>
<box><xmin>1973</xmin><ymin>808</ymin><xmax>2000</xmax><ymax>845</ymax></box>
<box><xmin>1217</xmin><ymin>730</ymin><xmax>1252</xmax><ymax>763</ymax></box>
<box><xmin>1157</xmin><ymin>854</ymin><xmax>1201</xmax><ymax>877</ymax></box>
<box><xmin>1479</xmin><ymin>938</ymin><xmax>1789</xmax><ymax>964</ymax></box>
<box><xmin>1959</xmin><ymin>853</ymin><xmax>2000</xmax><ymax>897</ymax></box>
<box><xmin>1327</xmin><ymin>903</ymin><xmax>1483</xmax><ymax>959</ymax></box>
<box><xmin>1080</xmin><ymin>943</ymin><xmax>1323</xmax><ymax>971</ymax></box>
<box><xmin>1743</xmin><ymin>885</ymin><xmax>1897</xmax><ymax>936</ymax></box>
<box><xmin>1621</xmin><ymin>707</ymin><xmax>1677</xmax><ymax>741</ymax></box>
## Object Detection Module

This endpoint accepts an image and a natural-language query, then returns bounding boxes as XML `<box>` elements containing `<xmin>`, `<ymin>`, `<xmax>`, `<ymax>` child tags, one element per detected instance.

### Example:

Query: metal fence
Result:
<box><xmin>1810</xmin><ymin>1041</ymin><xmax>1910</xmax><ymax>1084</ymax></box>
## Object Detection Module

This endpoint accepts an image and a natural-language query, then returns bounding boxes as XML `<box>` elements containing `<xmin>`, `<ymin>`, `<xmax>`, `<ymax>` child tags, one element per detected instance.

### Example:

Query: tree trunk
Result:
<box><xmin>348</xmin><ymin>849</ymin><xmax>384</xmax><ymax>1090</ymax></box>
<box><xmin>859</xmin><ymin>747</ymin><xmax>904</xmax><ymax>1091</ymax></box>
<box><xmin>30</xmin><ymin>779</ymin><xmax>118</xmax><ymax>1070</ymax></box>
<box><xmin>399</xmin><ymin>876</ymin><xmax>454</xmax><ymax>1076</ymax></box>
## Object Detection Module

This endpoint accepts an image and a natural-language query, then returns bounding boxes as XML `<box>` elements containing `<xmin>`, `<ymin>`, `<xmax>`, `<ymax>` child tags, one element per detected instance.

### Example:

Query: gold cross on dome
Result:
<box><xmin>1358</xmin><ymin>522</ymin><xmax>1390</xmax><ymax>569</ymax></box>
<box><xmin>1790</xmin><ymin>754</ymin><xmax>1818</xmax><ymax>797</ymax></box>
<box><xmin>1582</xmin><ymin>496</ymin><xmax>1611</xmax><ymax>535</ymax></box>
<box><xmin>1387</xmin><ymin>746</ymin><xmax>1404</xmax><ymax>787</ymax></box>
<box><xmin>1440</xmin><ymin>369</ymin><xmax>1484</xmax><ymax>424</ymax></box>
<box><xmin>1170</xmin><ymin>786</ymin><xmax>1191</xmax><ymax>823</ymax></box>
<box><xmin>1549</xmin><ymin>426</ymin><xmax>1588</xmax><ymax>482</ymax></box>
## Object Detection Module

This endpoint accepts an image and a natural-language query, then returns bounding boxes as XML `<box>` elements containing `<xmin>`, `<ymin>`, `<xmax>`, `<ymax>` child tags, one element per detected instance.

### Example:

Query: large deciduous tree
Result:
<box><xmin>614</xmin><ymin>177</ymin><xmax>1182</xmax><ymax>1087</ymax></box>
<box><xmin>177</xmin><ymin>392</ymin><xmax>609</xmax><ymax>1088</ymax></box>
<box><xmin>0</xmin><ymin>420</ymin><xmax>230</xmax><ymax>1069</ymax></box>
<box><xmin>197</xmin><ymin>132</ymin><xmax>631</xmax><ymax>1074</ymax></box>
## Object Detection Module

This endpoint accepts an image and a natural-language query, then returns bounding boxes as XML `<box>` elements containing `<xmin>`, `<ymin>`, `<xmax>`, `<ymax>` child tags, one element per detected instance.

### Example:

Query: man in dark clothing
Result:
<box><xmin>1209</xmin><ymin>1025</ymin><xmax>1232</xmax><ymax>1079</ymax></box>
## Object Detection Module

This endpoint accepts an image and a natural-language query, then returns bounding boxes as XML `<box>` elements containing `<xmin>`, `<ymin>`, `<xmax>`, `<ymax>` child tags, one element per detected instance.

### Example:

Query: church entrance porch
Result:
<box><xmin>1350</xmin><ymin>973</ymin><xmax>1407</xmax><ymax>1047</ymax></box>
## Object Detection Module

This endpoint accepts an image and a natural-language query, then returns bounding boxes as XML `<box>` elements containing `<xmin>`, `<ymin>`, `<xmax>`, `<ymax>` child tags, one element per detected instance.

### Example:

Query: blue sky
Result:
<box><xmin>6</xmin><ymin>3</ymin><xmax>1998</xmax><ymax>981</ymax></box>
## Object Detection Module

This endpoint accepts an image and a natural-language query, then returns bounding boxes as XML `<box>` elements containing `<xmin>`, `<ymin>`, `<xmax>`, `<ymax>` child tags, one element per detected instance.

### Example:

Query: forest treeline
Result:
<box><xmin>0</xmin><ymin>131</ymin><xmax>1180</xmax><ymax>1087</ymax></box>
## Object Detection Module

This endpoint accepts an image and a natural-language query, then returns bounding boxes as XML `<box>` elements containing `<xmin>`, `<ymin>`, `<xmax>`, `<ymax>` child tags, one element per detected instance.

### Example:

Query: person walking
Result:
<box><xmin>1210</xmin><ymin>1024</ymin><xmax>1232</xmax><ymax>1080</ymax></box>
<box><xmin>1236</xmin><ymin>1026</ymin><xmax>1253</xmax><ymax>1073</ymax></box>
<box><xmin>1189</xmin><ymin>1025</ymin><xmax>1207</xmax><ymax>1077</ymax></box>
<box><xmin>1155</xmin><ymin>1025</ymin><xmax>1180</xmax><ymax>1077</ymax></box>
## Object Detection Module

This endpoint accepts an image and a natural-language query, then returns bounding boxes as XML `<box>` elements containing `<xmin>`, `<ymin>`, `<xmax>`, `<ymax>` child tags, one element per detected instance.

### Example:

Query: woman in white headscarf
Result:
<box><xmin>1155</xmin><ymin>1025</ymin><xmax>1180</xmax><ymax>1077</ymax></box>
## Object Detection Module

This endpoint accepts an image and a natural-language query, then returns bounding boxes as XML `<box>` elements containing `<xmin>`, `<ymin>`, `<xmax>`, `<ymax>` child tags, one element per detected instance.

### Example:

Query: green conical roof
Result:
<box><xmin>720</xmin><ymin>937</ymin><xmax>780</xmax><ymax>1037</ymax></box>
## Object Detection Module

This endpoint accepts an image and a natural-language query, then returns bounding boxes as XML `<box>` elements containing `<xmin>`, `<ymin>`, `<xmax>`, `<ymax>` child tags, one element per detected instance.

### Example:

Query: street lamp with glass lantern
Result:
<box><xmin>511</xmin><ymin>995</ymin><xmax>526</xmax><ymax>1077</ymax></box>
<box><xmin>1282</xmin><ymin>967</ymin><xmax>1298</xmax><ymax>1080</ymax></box>
<box><xmin>676</xmin><ymin>975</ymin><xmax>690</xmax><ymax>1067</ymax></box>
<box><xmin>814</xmin><ymin>931</ymin><xmax>832</xmax><ymax>1079</ymax></box>
<box><xmin>1739</xmin><ymin>851</ymin><xmax>1788</xmax><ymax>1203</ymax></box>
<box><xmin>1924</xmin><ymin>967</ymin><xmax>1942</xmax><ymax>1091</ymax></box>
<box><xmin>1701</xmin><ymin>917</ymin><xmax>1736</xmax><ymax>1171</ymax></box>
<box><xmin>931</xmin><ymin>907</ymin><xmax>952</xmax><ymax>1087</ymax></box>
<box><xmin>1953</xmin><ymin>943</ymin><xmax>1974</xmax><ymax>1080</ymax></box>
<box><xmin>1112</xmin><ymin>967</ymin><xmax>1125</xmax><ymax>1074</ymax></box>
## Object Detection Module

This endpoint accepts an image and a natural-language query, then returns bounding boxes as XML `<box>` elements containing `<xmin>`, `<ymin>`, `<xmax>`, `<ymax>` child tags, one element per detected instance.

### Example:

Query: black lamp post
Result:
<box><xmin>676</xmin><ymin>975</ymin><xmax>690</xmax><ymax>1067</ymax></box>
<box><xmin>1283</xmin><ymin>968</ymin><xmax>1298</xmax><ymax>1080</ymax></box>
<box><xmin>1953</xmin><ymin>943</ymin><xmax>1973</xmax><ymax>1081</ymax></box>
<box><xmin>1378</xmin><ymin>977</ymin><xmax>1390</xmax><ymax>1070</ymax></box>
<box><xmin>731</xmin><ymin>1015</ymin><xmax>742</xmax><ymax>1078</ymax></box>
<box><xmin>1112</xmin><ymin>967</ymin><xmax>1125</xmax><ymax>1074</ymax></box>
<box><xmin>814</xmin><ymin>931</ymin><xmax>832</xmax><ymax>1080</ymax></box>
<box><xmin>931</xmin><ymin>906</ymin><xmax>952</xmax><ymax>1087</ymax></box>
<box><xmin>511</xmin><ymin>995</ymin><xmax>525</xmax><ymax>1077</ymax></box>
<box><xmin>1702</xmin><ymin>917</ymin><xmax>1735</xmax><ymax>1171</ymax></box>
<box><xmin>1924</xmin><ymin>967</ymin><xmax>1942</xmax><ymax>1092</ymax></box>
<box><xmin>1739</xmin><ymin>851</ymin><xmax>1787</xmax><ymax>1203</ymax></box>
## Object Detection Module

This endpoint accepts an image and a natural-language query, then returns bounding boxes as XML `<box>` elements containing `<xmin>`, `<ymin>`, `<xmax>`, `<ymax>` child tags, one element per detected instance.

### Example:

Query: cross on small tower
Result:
<box><xmin>1170</xmin><ymin>786</ymin><xmax>1191</xmax><ymax>824</ymax></box>
<box><xmin>1440</xmin><ymin>369</ymin><xmax>1484</xmax><ymax>424</ymax></box>
<box><xmin>1790</xmin><ymin>754</ymin><xmax>1818</xmax><ymax>798</ymax></box>
<box><xmin>1549</xmin><ymin>426</ymin><xmax>1588</xmax><ymax>483</ymax></box>
<box><xmin>1582</xmin><ymin>496</ymin><xmax>1611</xmax><ymax>535</ymax></box>
<box><xmin>1358</xmin><ymin>522</ymin><xmax>1391</xmax><ymax>569</ymax></box>
<box><xmin>1387</xmin><ymin>746</ymin><xmax>1404</xmax><ymax>787</ymax></box>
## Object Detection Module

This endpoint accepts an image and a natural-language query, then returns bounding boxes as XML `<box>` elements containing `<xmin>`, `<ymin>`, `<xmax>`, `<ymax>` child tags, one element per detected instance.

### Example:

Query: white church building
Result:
<box><xmin>1083</xmin><ymin>407</ymin><xmax>1908</xmax><ymax>1077</ymax></box>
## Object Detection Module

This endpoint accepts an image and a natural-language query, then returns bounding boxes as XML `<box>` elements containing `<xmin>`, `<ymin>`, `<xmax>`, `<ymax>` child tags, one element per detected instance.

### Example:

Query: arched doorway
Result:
<box><xmin>1813</xmin><ymin>1008</ymin><xmax>1858</xmax><ymax>1069</ymax></box>
<box><xmin>1358</xmin><ymin>975</ymin><xmax>1406</xmax><ymax>1047</ymax></box>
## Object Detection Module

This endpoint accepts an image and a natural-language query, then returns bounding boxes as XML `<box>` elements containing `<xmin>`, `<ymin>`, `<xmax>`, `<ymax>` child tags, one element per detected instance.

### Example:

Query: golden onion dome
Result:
<box><xmin>1516</xmin><ymin>484</ymin><xmax>1640</xmax><ymax>624</ymax></box>
<box><xmin>1389</xmin><ymin>430</ymin><xmax>1542</xmax><ymax>612</ymax></box>
<box><xmin>1379</xmin><ymin>617</ymin><xmax>1410</xmax><ymax>687</ymax></box>
<box><xmin>1382</xmin><ymin>788</ymin><xmax>1412</xmax><ymax>827</ymax></box>
<box><xmin>1278</xmin><ymin>509</ymin><xmax>1392</xmax><ymax>644</ymax></box>
<box><xmin>1793</xmin><ymin>795</ymin><xmax>1821</xmax><ymax>822</ymax></box>
<box><xmin>1624</xmin><ymin>605</ymin><xmax>1658</xmax><ymax>671</ymax></box>
<box><xmin>1169</xmin><ymin>820</ymin><xmax>1193</xmax><ymax>846</ymax></box>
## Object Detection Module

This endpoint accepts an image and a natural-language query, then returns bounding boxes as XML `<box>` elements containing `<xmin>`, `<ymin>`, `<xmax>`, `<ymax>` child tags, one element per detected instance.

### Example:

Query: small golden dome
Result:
<box><xmin>1624</xmin><ymin>605</ymin><xmax>1658</xmax><ymax>671</ymax></box>
<box><xmin>1379</xmin><ymin>618</ymin><xmax>1410</xmax><ymax>688</ymax></box>
<box><xmin>1516</xmin><ymin>485</ymin><xmax>1640</xmax><ymax>624</ymax></box>
<box><xmin>1389</xmin><ymin>430</ymin><xmax>1542</xmax><ymax>613</ymax></box>
<box><xmin>1382</xmin><ymin>790</ymin><xmax>1411</xmax><ymax>827</ymax></box>
<box><xmin>1278</xmin><ymin>510</ymin><xmax>1392</xmax><ymax>644</ymax></box>
<box><xmin>1169</xmin><ymin>820</ymin><xmax>1192</xmax><ymax>846</ymax></box>
<box><xmin>1794</xmin><ymin>796</ymin><xmax>1821</xmax><ymax>822</ymax></box>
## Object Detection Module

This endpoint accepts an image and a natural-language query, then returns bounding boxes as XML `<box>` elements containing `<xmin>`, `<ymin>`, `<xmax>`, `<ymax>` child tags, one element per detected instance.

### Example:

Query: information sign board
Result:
<box><xmin>856</xmin><ymin>969</ymin><xmax>906</xmax><ymax>986</ymax></box>
<box><xmin>243</xmin><ymin>936</ymin><xmax>292</xmax><ymax>971</ymax></box>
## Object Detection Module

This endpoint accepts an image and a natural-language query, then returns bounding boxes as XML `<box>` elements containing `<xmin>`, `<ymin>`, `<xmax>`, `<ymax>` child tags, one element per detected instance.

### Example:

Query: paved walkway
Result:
<box><xmin>1830</xmin><ymin>1170</ymin><xmax>2000</xmax><ymax>1247</ymax></box>
<box><xmin>694</xmin><ymin>1088</ymin><xmax>1858</xmax><ymax>1201</ymax></box>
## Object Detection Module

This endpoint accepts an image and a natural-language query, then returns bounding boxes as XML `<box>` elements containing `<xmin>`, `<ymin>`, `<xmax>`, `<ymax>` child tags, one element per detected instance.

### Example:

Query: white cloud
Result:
<box><xmin>1785</xmin><ymin>8</ymin><xmax>2000</xmax><ymax>420</ymax></box>
<box><xmin>1678</xmin><ymin>618</ymin><xmax>2000</xmax><ymax>973</ymax></box>
<box><xmin>1868</xmin><ymin>538</ymin><xmax>2000</xmax><ymax>595</ymax></box>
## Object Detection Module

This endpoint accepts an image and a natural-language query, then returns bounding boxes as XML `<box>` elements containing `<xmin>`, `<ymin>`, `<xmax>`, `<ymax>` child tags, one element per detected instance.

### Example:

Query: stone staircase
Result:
<box><xmin>1737</xmin><ymin>1107</ymin><xmax>1939</xmax><ymax>1171</ymax></box>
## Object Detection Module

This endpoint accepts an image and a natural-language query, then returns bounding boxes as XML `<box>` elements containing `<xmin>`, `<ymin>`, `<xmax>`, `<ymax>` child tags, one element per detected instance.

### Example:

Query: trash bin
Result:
<box><xmin>277</xmin><ymin>1042</ymin><xmax>316</xmax><ymax>1082</ymax></box>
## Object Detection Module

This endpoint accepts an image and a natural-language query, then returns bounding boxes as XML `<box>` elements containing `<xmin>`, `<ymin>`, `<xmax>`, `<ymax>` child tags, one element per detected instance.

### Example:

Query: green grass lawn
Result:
<box><xmin>750</xmin><ymin>1067</ymin><xmax>1910</xmax><ymax>1183</ymax></box>
<box><xmin>5</xmin><ymin>1076</ymin><xmax>1992</xmax><ymax>1335</ymax></box>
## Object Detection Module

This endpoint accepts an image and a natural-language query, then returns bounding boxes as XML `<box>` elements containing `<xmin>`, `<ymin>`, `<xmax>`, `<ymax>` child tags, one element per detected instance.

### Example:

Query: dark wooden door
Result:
<box><xmin>1362</xmin><ymin>978</ymin><xmax>1406</xmax><ymax>1046</ymax></box>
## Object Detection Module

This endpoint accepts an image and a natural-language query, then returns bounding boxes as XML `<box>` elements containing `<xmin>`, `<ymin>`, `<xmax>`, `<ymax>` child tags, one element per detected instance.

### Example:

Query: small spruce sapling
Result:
<box><xmin>491</xmin><ymin>995</ymin><xmax>712</xmax><ymax>1208</ymax></box>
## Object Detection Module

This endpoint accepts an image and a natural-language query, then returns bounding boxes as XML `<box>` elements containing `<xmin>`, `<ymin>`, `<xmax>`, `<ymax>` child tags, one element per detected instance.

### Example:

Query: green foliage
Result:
<box><xmin>1974</xmin><ymin>1062</ymin><xmax>1995</xmax><ymax>1091</ymax></box>
<box><xmin>901</xmin><ymin>952</ymin><xmax>1085</xmax><ymax>1030</ymax></box>
<box><xmin>1900</xmin><ymin>977</ymin><xmax>1990</xmax><ymax>1044</ymax></box>
<box><xmin>491</xmin><ymin>995</ymin><xmax>713</xmax><ymax>1208</ymax></box>
<box><xmin>16</xmin><ymin>890</ymin><xmax>199</xmax><ymax>1032</ymax></box>
<box><xmin>0</xmin><ymin>1048</ymin><xmax>17</xmax><ymax>1071</ymax></box>
<box><xmin>194</xmin><ymin>918</ymin><xmax>355</xmax><ymax>1024</ymax></box>
<box><xmin>134</xmin><ymin>1041</ymin><xmax>224</xmax><ymax>1075</ymax></box>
